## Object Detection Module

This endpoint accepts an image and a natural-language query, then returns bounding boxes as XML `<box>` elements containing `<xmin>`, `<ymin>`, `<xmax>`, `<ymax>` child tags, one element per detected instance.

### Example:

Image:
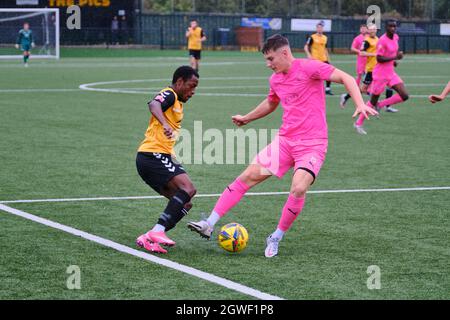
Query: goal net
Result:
<box><xmin>0</xmin><ymin>8</ymin><xmax>59</xmax><ymax>59</ymax></box>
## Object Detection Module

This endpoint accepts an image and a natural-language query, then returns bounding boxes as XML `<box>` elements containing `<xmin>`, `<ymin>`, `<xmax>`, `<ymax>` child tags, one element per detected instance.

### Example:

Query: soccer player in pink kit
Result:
<box><xmin>340</xmin><ymin>24</ymin><xmax>368</xmax><ymax>108</ymax></box>
<box><xmin>187</xmin><ymin>34</ymin><xmax>377</xmax><ymax>257</ymax></box>
<box><xmin>354</xmin><ymin>20</ymin><xmax>409</xmax><ymax>134</ymax></box>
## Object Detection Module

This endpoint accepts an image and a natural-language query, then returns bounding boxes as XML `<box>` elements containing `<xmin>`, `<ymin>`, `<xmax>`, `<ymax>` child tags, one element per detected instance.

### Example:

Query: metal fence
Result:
<box><xmin>53</xmin><ymin>25</ymin><xmax>450</xmax><ymax>54</ymax></box>
<box><xmin>14</xmin><ymin>12</ymin><xmax>445</xmax><ymax>53</ymax></box>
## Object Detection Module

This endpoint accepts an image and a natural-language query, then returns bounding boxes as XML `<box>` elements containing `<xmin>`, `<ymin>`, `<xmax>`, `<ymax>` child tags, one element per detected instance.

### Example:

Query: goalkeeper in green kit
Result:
<box><xmin>15</xmin><ymin>22</ymin><xmax>35</xmax><ymax>67</ymax></box>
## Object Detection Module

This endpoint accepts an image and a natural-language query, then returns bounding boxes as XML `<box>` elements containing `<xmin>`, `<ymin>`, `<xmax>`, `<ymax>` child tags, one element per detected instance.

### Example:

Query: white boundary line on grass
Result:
<box><xmin>77</xmin><ymin>78</ymin><xmax>447</xmax><ymax>98</ymax></box>
<box><xmin>0</xmin><ymin>203</ymin><xmax>283</xmax><ymax>300</ymax></box>
<box><xmin>1</xmin><ymin>186</ymin><xmax>450</xmax><ymax>204</ymax></box>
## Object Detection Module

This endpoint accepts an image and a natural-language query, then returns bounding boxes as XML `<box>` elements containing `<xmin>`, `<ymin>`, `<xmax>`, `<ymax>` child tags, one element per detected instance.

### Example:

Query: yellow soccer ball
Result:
<box><xmin>218</xmin><ymin>223</ymin><xmax>249</xmax><ymax>253</ymax></box>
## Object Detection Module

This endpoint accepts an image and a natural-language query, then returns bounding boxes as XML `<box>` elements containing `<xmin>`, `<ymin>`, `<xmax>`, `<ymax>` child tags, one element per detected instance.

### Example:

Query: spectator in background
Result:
<box><xmin>120</xmin><ymin>16</ymin><xmax>129</xmax><ymax>44</ymax></box>
<box><xmin>111</xmin><ymin>16</ymin><xmax>119</xmax><ymax>45</ymax></box>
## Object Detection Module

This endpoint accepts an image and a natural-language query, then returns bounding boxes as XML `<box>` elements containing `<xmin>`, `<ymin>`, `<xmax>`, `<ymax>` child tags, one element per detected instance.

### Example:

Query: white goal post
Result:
<box><xmin>0</xmin><ymin>8</ymin><xmax>60</xmax><ymax>59</ymax></box>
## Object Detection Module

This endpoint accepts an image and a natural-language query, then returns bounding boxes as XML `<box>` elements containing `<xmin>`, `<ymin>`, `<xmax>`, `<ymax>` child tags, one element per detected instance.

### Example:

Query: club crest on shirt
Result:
<box><xmin>285</xmin><ymin>93</ymin><xmax>300</xmax><ymax>105</ymax></box>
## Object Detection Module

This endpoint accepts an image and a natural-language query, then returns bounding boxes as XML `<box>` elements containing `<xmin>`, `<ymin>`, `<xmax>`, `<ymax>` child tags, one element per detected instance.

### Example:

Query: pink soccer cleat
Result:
<box><xmin>136</xmin><ymin>234</ymin><xmax>167</xmax><ymax>254</ymax></box>
<box><xmin>145</xmin><ymin>230</ymin><xmax>176</xmax><ymax>247</ymax></box>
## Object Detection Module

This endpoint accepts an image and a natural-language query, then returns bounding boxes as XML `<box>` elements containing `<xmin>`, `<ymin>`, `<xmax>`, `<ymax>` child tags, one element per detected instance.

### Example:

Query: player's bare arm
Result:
<box><xmin>231</xmin><ymin>98</ymin><xmax>279</xmax><ymax>126</ymax></box>
<box><xmin>429</xmin><ymin>81</ymin><xmax>450</xmax><ymax>103</ymax></box>
<box><xmin>304</xmin><ymin>44</ymin><xmax>312</xmax><ymax>58</ymax></box>
<box><xmin>185</xmin><ymin>28</ymin><xmax>192</xmax><ymax>38</ymax></box>
<box><xmin>350</xmin><ymin>45</ymin><xmax>360</xmax><ymax>55</ymax></box>
<box><xmin>359</xmin><ymin>50</ymin><xmax>376</xmax><ymax>57</ymax></box>
<box><xmin>377</xmin><ymin>50</ymin><xmax>403</xmax><ymax>63</ymax></box>
<box><xmin>328</xmin><ymin>68</ymin><xmax>378</xmax><ymax>119</ymax></box>
<box><xmin>148</xmin><ymin>100</ymin><xmax>173</xmax><ymax>138</ymax></box>
<box><xmin>303</xmin><ymin>39</ymin><xmax>312</xmax><ymax>58</ymax></box>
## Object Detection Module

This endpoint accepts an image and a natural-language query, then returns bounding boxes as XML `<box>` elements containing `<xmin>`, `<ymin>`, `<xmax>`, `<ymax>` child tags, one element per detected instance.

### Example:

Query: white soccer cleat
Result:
<box><xmin>339</xmin><ymin>94</ymin><xmax>347</xmax><ymax>109</ymax></box>
<box><xmin>265</xmin><ymin>235</ymin><xmax>280</xmax><ymax>258</ymax></box>
<box><xmin>187</xmin><ymin>220</ymin><xmax>214</xmax><ymax>240</ymax></box>
<box><xmin>24</xmin><ymin>63</ymin><xmax>29</xmax><ymax>67</ymax></box>
<box><xmin>385</xmin><ymin>106</ymin><xmax>398</xmax><ymax>113</ymax></box>
<box><xmin>353</xmin><ymin>123</ymin><xmax>367</xmax><ymax>135</ymax></box>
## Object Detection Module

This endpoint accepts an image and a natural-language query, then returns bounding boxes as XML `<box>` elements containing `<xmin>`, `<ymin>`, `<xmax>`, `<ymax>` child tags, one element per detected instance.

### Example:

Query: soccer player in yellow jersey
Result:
<box><xmin>304</xmin><ymin>21</ymin><xmax>333</xmax><ymax>95</ymax></box>
<box><xmin>359</xmin><ymin>24</ymin><xmax>378</xmax><ymax>95</ymax></box>
<box><xmin>135</xmin><ymin>66</ymin><xmax>199</xmax><ymax>254</ymax></box>
<box><xmin>185</xmin><ymin>20</ymin><xmax>206</xmax><ymax>72</ymax></box>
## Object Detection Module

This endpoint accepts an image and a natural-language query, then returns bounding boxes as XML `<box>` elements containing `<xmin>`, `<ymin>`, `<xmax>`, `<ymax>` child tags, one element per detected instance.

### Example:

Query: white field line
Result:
<box><xmin>1</xmin><ymin>58</ymin><xmax>448</xmax><ymax>67</ymax></box>
<box><xmin>0</xmin><ymin>87</ymin><xmax>437</xmax><ymax>99</ymax></box>
<box><xmin>0</xmin><ymin>89</ymin><xmax>80</xmax><ymax>93</ymax></box>
<box><xmin>0</xmin><ymin>203</ymin><xmax>283</xmax><ymax>300</ymax></box>
<box><xmin>110</xmin><ymin>83</ymin><xmax>447</xmax><ymax>90</ymax></box>
<box><xmin>1</xmin><ymin>186</ymin><xmax>450</xmax><ymax>204</ymax></box>
<box><xmin>77</xmin><ymin>77</ymin><xmax>450</xmax><ymax>97</ymax></box>
<box><xmin>79</xmin><ymin>89</ymin><xmax>434</xmax><ymax>98</ymax></box>
<box><xmin>0</xmin><ymin>81</ymin><xmax>445</xmax><ymax>94</ymax></box>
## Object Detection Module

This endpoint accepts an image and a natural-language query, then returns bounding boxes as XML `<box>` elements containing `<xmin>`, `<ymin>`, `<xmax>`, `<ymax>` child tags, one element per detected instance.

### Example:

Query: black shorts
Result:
<box><xmin>189</xmin><ymin>49</ymin><xmax>201</xmax><ymax>60</ymax></box>
<box><xmin>136</xmin><ymin>152</ymin><xmax>186</xmax><ymax>194</ymax></box>
<box><xmin>363</xmin><ymin>72</ymin><xmax>373</xmax><ymax>85</ymax></box>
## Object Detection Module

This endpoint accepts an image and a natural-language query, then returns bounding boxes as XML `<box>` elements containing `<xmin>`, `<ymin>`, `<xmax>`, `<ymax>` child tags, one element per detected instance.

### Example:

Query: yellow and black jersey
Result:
<box><xmin>138</xmin><ymin>87</ymin><xmax>184</xmax><ymax>155</ymax></box>
<box><xmin>361</xmin><ymin>36</ymin><xmax>378</xmax><ymax>72</ymax></box>
<box><xmin>187</xmin><ymin>27</ymin><xmax>205</xmax><ymax>51</ymax></box>
<box><xmin>306</xmin><ymin>33</ymin><xmax>328</xmax><ymax>62</ymax></box>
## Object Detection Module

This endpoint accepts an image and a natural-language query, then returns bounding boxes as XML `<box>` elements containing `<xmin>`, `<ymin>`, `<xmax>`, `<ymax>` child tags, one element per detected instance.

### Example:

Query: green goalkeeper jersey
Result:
<box><xmin>17</xmin><ymin>29</ymin><xmax>33</xmax><ymax>46</ymax></box>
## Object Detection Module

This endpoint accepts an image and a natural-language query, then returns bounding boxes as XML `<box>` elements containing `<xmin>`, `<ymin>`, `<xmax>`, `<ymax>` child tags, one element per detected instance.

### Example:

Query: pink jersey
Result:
<box><xmin>267</xmin><ymin>58</ymin><xmax>335</xmax><ymax>140</ymax></box>
<box><xmin>373</xmin><ymin>33</ymin><xmax>399</xmax><ymax>78</ymax></box>
<box><xmin>351</xmin><ymin>34</ymin><xmax>367</xmax><ymax>73</ymax></box>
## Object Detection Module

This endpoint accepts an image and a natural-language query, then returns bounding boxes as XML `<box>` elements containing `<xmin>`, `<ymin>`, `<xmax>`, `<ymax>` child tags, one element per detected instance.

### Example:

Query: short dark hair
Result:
<box><xmin>386</xmin><ymin>19</ymin><xmax>397</xmax><ymax>26</ymax></box>
<box><xmin>360</xmin><ymin>23</ymin><xmax>367</xmax><ymax>28</ymax></box>
<box><xmin>261</xmin><ymin>34</ymin><xmax>290</xmax><ymax>54</ymax></box>
<box><xmin>172</xmin><ymin>66</ymin><xmax>199</xmax><ymax>84</ymax></box>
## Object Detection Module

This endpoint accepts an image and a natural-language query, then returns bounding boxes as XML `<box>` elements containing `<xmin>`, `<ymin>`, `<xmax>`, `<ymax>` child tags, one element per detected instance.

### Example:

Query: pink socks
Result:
<box><xmin>277</xmin><ymin>194</ymin><xmax>305</xmax><ymax>232</ymax></box>
<box><xmin>377</xmin><ymin>94</ymin><xmax>404</xmax><ymax>108</ymax></box>
<box><xmin>355</xmin><ymin>101</ymin><xmax>374</xmax><ymax>126</ymax></box>
<box><xmin>212</xmin><ymin>178</ymin><xmax>250</xmax><ymax>217</ymax></box>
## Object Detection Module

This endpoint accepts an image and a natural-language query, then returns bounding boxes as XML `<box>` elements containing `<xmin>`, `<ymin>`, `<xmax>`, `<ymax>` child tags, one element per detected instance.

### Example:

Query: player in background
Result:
<box><xmin>187</xmin><ymin>34</ymin><xmax>377</xmax><ymax>258</ymax></box>
<box><xmin>135</xmin><ymin>66</ymin><xmax>199</xmax><ymax>254</ymax></box>
<box><xmin>354</xmin><ymin>20</ymin><xmax>408</xmax><ymax>135</ymax></box>
<box><xmin>340</xmin><ymin>24</ymin><xmax>367</xmax><ymax>108</ymax></box>
<box><xmin>15</xmin><ymin>22</ymin><xmax>34</xmax><ymax>67</ymax></box>
<box><xmin>185</xmin><ymin>20</ymin><xmax>206</xmax><ymax>72</ymax></box>
<box><xmin>358</xmin><ymin>24</ymin><xmax>378</xmax><ymax>96</ymax></box>
<box><xmin>304</xmin><ymin>21</ymin><xmax>333</xmax><ymax>95</ymax></box>
<box><xmin>428</xmin><ymin>81</ymin><xmax>450</xmax><ymax>103</ymax></box>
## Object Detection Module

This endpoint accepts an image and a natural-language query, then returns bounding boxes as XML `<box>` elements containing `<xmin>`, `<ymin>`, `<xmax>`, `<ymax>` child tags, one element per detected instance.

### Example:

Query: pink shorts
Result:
<box><xmin>371</xmin><ymin>72</ymin><xmax>403</xmax><ymax>95</ymax></box>
<box><xmin>252</xmin><ymin>135</ymin><xmax>327</xmax><ymax>182</ymax></box>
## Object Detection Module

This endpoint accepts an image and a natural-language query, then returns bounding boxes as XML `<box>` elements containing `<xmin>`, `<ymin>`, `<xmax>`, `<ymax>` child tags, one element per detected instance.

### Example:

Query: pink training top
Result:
<box><xmin>351</xmin><ymin>34</ymin><xmax>367</xmax><ymax>70</ymax></box>
<box><xmin>373</xmin><ymin>33</ymin><xmax>399</xmax><ymax>77</ymax></box>
<box><xmin>267</xmin><ymin>58</ymin><xmax>335</xmax><ymax>140</ymax></box>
